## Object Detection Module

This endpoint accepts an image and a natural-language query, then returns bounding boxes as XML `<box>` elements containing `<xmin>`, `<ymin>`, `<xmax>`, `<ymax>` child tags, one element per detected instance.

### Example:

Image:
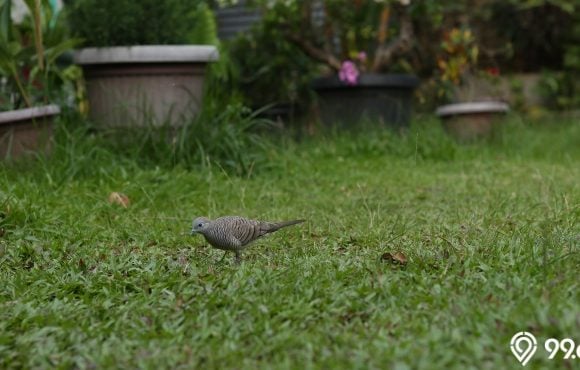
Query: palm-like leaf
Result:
<box><xmin>0</xmin><ymin>0</ymin><xmax>79</xmax><ymax>109</ymax></box>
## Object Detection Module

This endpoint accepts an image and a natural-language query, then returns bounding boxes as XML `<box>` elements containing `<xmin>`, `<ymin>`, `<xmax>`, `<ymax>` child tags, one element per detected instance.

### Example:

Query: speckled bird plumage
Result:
<box><xmin>191</xmin><ymin>216</ymin><xmax>305</xmax><ymax>262</ymax></box>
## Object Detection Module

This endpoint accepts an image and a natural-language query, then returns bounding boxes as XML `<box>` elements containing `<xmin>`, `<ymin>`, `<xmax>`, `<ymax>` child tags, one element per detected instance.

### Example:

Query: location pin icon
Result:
<box><xmin>510</xmin><ymin>332</ymin><xmax>538</xmax><ymax>366</ymax></box>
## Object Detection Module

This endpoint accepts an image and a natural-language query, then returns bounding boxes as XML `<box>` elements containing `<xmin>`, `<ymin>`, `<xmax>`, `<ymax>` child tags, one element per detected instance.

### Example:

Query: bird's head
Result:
<box><xmin>191</xmin><ymin>217</ymin><xmax>211</xmax><ymax>235</ymax></box>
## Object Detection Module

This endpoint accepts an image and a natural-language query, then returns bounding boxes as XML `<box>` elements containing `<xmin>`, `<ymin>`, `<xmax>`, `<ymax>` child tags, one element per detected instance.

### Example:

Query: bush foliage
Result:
<box><xmin>64</xmin><ymin>0</ymin><xmax>217</xmax><ymax>46</ymax></box>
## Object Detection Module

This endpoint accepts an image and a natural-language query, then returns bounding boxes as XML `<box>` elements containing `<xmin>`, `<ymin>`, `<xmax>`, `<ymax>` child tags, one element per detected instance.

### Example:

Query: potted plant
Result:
<box><xmin>249</xmin><ymin>0</ymin><xmax>421</xmax><ymax>129</ymax></box>
<box><xmin>0</xmin><ymin>0</ymin><xmax>78</xmax><ymax>159</ymax></box>
<box><xmin>434</xmin><ymin>27</ymin><xmax>509</xmax><ymax>142</ymax></box>
<box><xmin>66</xmin><ymin>0</ymin><xmax>219</xmax><ymax>129</ymax></box>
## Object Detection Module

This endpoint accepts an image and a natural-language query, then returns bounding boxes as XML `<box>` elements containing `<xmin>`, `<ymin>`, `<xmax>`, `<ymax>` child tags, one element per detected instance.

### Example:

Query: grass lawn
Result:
<box><xmin>0</xmin><ymin>117</ymin><xmax>578</xmax><ymax>369</ymax></box>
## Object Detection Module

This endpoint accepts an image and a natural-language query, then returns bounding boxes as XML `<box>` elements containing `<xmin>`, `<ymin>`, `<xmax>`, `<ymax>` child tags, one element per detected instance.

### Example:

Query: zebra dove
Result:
<box><xmin>190</xmin><ymin>216</ymin><xmax>305</xmax><ymax>262</ymax></box>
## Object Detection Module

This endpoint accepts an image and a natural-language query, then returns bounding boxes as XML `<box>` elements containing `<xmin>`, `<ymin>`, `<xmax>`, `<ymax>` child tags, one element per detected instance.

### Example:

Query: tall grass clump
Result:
<box><xmin>104</xmin><ymin>102</ymin><xmax>280</xmax><ymax>175</ymax></box>
<box><xmin>26</xmin><ymin>103</ymin><xmax>279</xmax><ymax>182</ymax></box>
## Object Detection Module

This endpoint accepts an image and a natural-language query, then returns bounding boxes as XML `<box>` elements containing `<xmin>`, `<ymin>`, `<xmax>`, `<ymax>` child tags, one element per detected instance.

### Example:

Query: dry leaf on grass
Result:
<box><xmin>108</xmin><ymin>192</ymin><xmax>130</xmax><ymax>208</ymax></box>
<box><xmin>381</xmin><ymin>251</ymin><xmax>408</xmax><ymax>265</ymax></box>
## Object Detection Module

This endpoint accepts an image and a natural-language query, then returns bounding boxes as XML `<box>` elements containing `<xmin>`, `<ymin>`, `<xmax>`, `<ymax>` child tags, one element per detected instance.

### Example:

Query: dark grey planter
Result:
<box><xmin>312</xmin><ymin>73</ymin><xmax>420</xmax><ymax>129</ymax></box>
<box><xmin>0</xmin><ymin>104</ymin><xmax>60</xmax><ymax>159</ymax></box>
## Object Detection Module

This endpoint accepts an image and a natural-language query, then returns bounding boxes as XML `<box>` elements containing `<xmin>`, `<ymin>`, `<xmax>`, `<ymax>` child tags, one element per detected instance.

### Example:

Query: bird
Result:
<box><xmin>191</xmin><ymin>216</ymin><xmax>305</xmax><ymax>263</ymax></box>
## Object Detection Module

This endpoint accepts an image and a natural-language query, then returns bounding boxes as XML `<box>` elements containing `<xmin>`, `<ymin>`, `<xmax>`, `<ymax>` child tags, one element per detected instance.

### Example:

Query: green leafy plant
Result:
<box><xmin>64</xmin><ymin>0</ymin><xmax>218</xmax><ymax>46</ymax></box>
<box><xmin>220</xmin><ymin>15</ymin><xmax>316</xmax><ymax>111</ymax></box>
<box><xmin>434</xmin><ymin>27</ymin><xmax>480</xmax><ymax>102</ymax></box>
<box><xmin>0</xmin><ymin>0</ymin><xmax>80</xmax><ymax>110</ymax></box>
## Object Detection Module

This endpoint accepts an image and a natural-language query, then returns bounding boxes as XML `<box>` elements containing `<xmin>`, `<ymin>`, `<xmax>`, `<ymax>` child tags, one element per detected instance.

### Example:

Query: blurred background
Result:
<box><xmin>0</xmin><ymin>0</ymin><xmax>578</xmax><ymax>158</ymax></box>
<box><xmin>2</xmin><ymin>0</ymin><xmax>578</xmax><ymax>113</ymax></box>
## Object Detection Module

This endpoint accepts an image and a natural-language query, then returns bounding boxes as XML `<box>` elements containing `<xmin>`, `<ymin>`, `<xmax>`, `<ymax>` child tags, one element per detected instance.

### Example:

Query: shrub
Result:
<box><xmin>64</xmin><ymin>0</ymin><xmax>217</xmax><ymax>46</ymax></box>
<box><xmin>224</xmin><ymin>16</ymin><xmax>316</xmax><ymax>110</ymax></box>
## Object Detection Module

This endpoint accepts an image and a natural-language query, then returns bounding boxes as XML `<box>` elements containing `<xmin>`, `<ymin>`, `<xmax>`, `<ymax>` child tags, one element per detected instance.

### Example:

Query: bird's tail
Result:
<box><xmin>270</xmin><ymin>219</ymin><xmax>305</xmax><ymax>231</ymax></box>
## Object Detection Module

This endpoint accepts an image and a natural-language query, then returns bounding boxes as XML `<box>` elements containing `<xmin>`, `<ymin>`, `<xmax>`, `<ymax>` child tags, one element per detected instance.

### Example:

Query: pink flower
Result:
<box><xmin>338</xmin><ymin>60</ymin><xmax>359</xmax><ymax>86</ymax></box>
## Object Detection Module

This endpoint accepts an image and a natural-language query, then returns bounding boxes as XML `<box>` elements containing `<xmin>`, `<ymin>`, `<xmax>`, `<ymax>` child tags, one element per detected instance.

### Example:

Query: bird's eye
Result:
<box><xmin>198</xmin><ymin>223</ymin><xmax>203</xmax><ymax>227</ymax></box>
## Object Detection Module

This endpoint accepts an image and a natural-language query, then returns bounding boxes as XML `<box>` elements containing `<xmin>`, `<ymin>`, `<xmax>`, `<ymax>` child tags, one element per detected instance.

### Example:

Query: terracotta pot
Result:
<box><xmin>0</xmin><ymin>105</ymin><xmax>60</xmax><ymax>159</ymax></box>
<box><xmin>74</xmin><ymin>45</ymin><xmax>219</xmax><ymax>129</ymax></box>
<box><xmin>436</xmin><ymin>101</ymin><xmax>509</xmax><ymax>142</ymax></box>
<box><xmin>312</xmin><ymin>73</ymin><xmax>420</xmax><ymax>129</ymax></box>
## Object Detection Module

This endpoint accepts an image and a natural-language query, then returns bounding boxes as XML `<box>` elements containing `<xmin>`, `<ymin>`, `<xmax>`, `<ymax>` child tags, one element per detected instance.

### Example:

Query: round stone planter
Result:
<box><xmin>436</xmin><ymin>101</ymin><xmax>509</xmax><ymax>142</ymax></box>
<box><xmin>312</xmin><ymin>73</ymin><xmax>420</xmax><ymax>129</ymax></box>
<box><xmin>0</xmin><ymin>104</ymin><xmax>60</xmax><ymax>159</ymax></box>
<box><xmin>74</xmin><ymin>45</ymin><xmax>219</xmax><ymax>128</ymax></box>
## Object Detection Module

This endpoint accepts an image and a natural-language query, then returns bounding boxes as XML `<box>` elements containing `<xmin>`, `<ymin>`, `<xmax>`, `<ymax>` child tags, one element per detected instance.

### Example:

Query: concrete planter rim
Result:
<box><xmin>436</xmin><ymin>101</ymin><xmax>510</xmax><ymax>117</ymax></box>
<box><xmin>0</xmin><ymin>104</ymin><xmax>61</xmax><ymax>125</ymax></box>
<box><xmin>74</xmin><ymin>45</ymin><xmax>219</xmax><ymax>65</ymax></box>
<box><xmin>312</xmin><ymin>73</ymin><xmax>420</xmax><ymax>89</ymax></box>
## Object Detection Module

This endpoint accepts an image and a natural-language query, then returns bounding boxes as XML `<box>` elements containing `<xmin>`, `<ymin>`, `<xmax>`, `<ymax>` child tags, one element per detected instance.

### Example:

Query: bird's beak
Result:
<box><xmin>190</xmin><ymin>229</ymin><xmax>197</xmax><ymax>235</ymax></box>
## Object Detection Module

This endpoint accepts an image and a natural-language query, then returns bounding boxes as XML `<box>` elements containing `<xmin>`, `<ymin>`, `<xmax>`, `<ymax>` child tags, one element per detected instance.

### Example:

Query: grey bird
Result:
<box><xmin>191</xmin><ymin>216</ymin><xmax>305</xmax><ymax>262</ymax></box>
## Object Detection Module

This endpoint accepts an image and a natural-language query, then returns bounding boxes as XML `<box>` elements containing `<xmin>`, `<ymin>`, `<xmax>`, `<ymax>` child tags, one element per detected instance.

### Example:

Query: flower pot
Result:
<box><xmin>0</xmin><ymin>104</ymin><xmax>60</xmax><ymax>159</ymax></box>
<box><xmin>436</xmin><ymin>101</ymin><xmax>509</xmax><ymax>142</ymax></box>
<box><xmin>215</xmin><ymin>1</ymin><xmax>262</xmax><ymax>40</ymax></box>
<box><xmin>312</xmin><ymin>73</ymin><xmax>420</xmax><ymax>129</ymax></box>
<box><xmin>74</xmin><ymin>45</ymin><xmax>219</xmax><ymax>129</ymax></box>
